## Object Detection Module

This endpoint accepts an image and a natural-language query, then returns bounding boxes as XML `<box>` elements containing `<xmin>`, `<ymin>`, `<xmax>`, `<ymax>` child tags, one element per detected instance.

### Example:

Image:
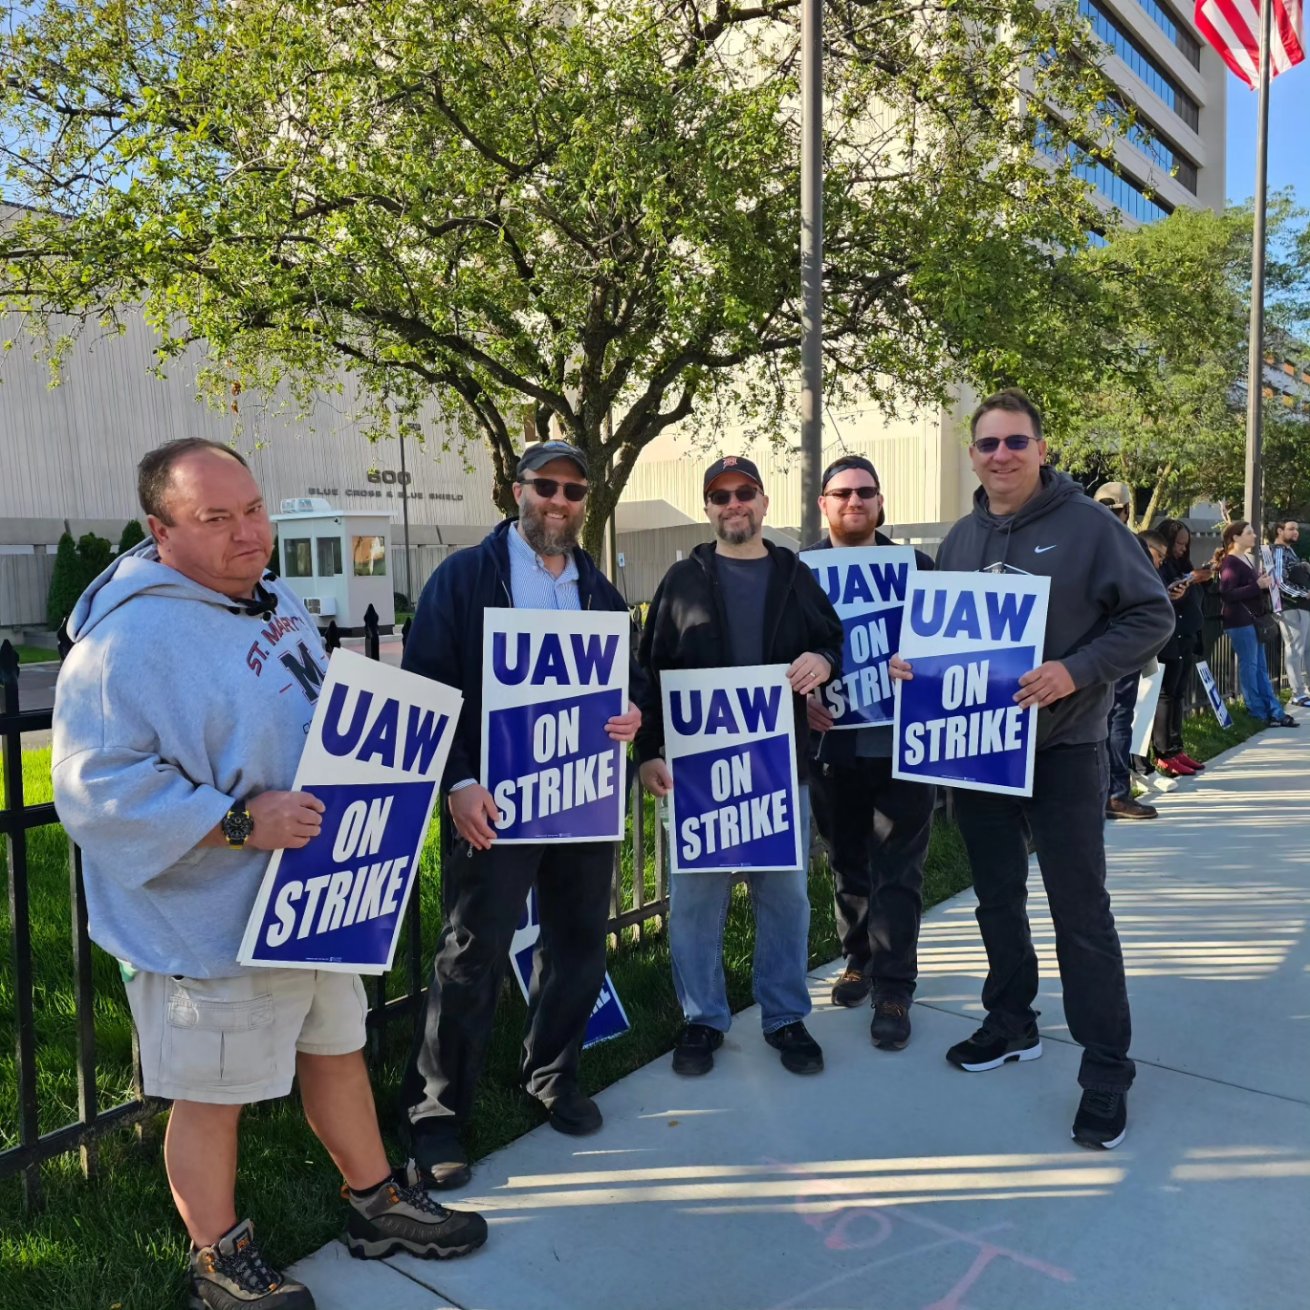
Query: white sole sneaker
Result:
<box><xmin>950</xmin><ymin>1040</ymin><xmax>1043</xmax><ymax>1072</ymax></box>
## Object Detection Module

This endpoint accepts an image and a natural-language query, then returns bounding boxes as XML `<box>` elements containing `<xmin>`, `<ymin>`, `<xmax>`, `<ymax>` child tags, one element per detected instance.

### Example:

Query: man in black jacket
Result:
<box><xmin>400</xmin><ymin>441</ymin><xmax>642</xmax><ymax>1188</ymax></box>
<box><xmin>637</xmin><ymin>456</ymin><xmax>843</xmax><ymax>1078</ymax></box>
<box><xmin>805</xmin><ymin>456</ymin><xmax>936</xmax><ymax>1051</ymax></box>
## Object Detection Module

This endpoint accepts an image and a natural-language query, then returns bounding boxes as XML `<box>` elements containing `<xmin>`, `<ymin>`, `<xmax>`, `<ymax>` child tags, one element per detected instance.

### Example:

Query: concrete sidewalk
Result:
<box><xmin>292</xmin><ymin>727</ymin><xmax>1310</xmax><ymax>1310</ymax></box>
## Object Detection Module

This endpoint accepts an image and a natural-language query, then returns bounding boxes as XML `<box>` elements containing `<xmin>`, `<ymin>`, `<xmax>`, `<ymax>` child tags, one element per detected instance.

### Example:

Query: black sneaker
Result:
<box><xmin>1071</xmin><ymin>1089</ymin><xmax>1128</xmax><ymax>1150</ymax></box>
<box><xmin>410</xmin><ymin>1119</ymin><xmax>471</xmax><ymax>1190</ymax></box>
<box><xmin>538</xmin><ymin>1086</ymin><xmax>603</xmax><ymax>1136</ymax></box>
<box><xmin>1270</xmin><ymin>715</ymin><xmax>1299</xmax><ymax>727</ymax></box>
<box><xmin>945</xmin><ymin>1018</ymin><xmax>1041</xmax><ymax>1072</ymax></box>
<box><xmin>344</xmin><ymin>1168</ymin><xmax>488</xmax><ymax>1260</ymax></box>
<box><xmin>671</xmin><ymin>1022</ymin><xmax>724</xmax><ymax>1076</ymax></box>
<box><xmin>830</xmin><ymin>965</ymin><xmax>873</xmax><ymax>1008</ymax></box>
<box><xmin>188</xmin><ymin>1219</ymin><xmax>314</xmax><ymax>1310</ymax></box>
<box><xmin>870</xmin><ymin>998</ymin><xmax>912</xmax><ymax>1050</ymax></box>
<box><xmin>764</xmin><ymin>1021</ymin><xmax>824</xmax><ymax>1075</ymax></box>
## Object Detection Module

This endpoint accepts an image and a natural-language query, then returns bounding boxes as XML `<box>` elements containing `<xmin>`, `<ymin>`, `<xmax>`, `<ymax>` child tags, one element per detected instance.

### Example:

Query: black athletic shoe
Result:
<box><xmin>830</xmin><ymin>966</ymin><xmax>873</xmax><ymax>1007</ymax></box>
<box><xmin>410</xmin><ymin>1119</ymin><xmax>471</xmax><ymax>1190</ymax></box>
<box><xmin>764</xmin><ymin>1021</ymin><xmax>824</xmax><ymax>1075</ymax></box>
<box><xmin>870</xmin><ymin>998</ymin><xmax>912</xmax><ymax>1050</ymax></box>
<box><xmin>1269</xmin><ymin>715</ymin><xmax>1299</xmax><ymax>727</ymax></box>
<box><xmin>945</xmin><ymin>1018</ymin><xmax>1042</xmax><ymax>1072</ymax></box>
<box><xmin>671</xmin><ymin>1022</ymin><xmax>724</xmax><ymax>1076</ymax></box>
<box><xmin>1071</xmin><ymin>1089</ymin><xmax>1128</xmax><ymax>1150</ymax></box>
<box><xmin>188</xmin><ymin>1219</ymin><xmax>314</xmax><ymax>1310</ymax></box>
<box><xmin>344</xmin><ymin>1169</ymin><xmax>488</xmax><ymax>1260</ymax></box>
<box><xmin>539</xmin><ymin>1086</ymin><xmax>603</xmax><ymax>1136</ymax></box>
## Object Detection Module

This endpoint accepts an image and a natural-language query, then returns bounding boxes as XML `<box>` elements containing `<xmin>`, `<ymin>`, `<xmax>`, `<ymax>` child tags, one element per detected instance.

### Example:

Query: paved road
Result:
<box><xmin>291</xmin><ymin>726</ymin><xmax>1310</xmax><ymax>1310</ymax></box>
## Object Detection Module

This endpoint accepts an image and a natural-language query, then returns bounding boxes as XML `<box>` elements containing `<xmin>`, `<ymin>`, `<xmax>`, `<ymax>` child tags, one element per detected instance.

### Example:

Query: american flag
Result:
<box><xmin>1194</xmin><ymin>0</ymin><xmax>1305</xmax><ymax>88</ymax></box>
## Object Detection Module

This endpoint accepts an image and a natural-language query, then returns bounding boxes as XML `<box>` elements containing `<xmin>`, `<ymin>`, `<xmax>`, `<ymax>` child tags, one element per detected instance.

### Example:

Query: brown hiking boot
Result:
<box><xmin>830</xmin><ymin>965</ymin><xmax>872</xmax><ymax>1007</ymax></box>
<box><xmin>188</xmin><ymin>1219</ymin><xmax>314</xmax><ymax>1310</ymax></box>
<box><xmin>1106</xmin><ymin>795</ymin><xmax>1158</xmax><ymax>820</ymax></box>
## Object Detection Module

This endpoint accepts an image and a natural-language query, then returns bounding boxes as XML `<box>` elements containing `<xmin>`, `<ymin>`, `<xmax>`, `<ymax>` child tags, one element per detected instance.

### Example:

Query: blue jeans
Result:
<box><xmin>669</xmin><ymin>785</ymin><xmax>812</xmax><ymax>1035</ymax></box>
<box><xmin>1230</xmin><ymin>625</ymin><xmax>1282</xmax><ymax>720</ymax></box>
<box><xmin>1105</xmin><ymin>672</ymin><xmax>1139</xmax><ymax>799</ymax></box>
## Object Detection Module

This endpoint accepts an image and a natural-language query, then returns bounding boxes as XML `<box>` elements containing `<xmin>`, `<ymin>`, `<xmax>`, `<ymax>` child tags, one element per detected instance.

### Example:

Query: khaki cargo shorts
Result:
<box><xmin>124</xmin><ymin>966</ymin><xmax>369</xmax><ymax>1105</ymax></box>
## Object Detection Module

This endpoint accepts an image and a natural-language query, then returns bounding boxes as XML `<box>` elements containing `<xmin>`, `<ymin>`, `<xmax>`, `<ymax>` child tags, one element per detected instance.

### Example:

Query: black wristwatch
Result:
<box><xmin>221</xmin><ymin>803</ymin><xmax>255</xmax><ymax>849</ymax></box>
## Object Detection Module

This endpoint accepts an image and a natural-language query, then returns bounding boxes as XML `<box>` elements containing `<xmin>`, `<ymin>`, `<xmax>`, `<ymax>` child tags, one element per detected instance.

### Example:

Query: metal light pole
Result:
<box><xmin>397</xmin><ymin>416</ymin><xmax>413</xmax><ymax>605</ymax></box>
<box><xmin>1242</xmin><ymin>0</ymin><xmax>1274</xmax><ymax>530</ymax></box>
<box><xmin>799</xmin><ymin>0</ymin><xmax>824</xmax><ymax>546</ymax></box>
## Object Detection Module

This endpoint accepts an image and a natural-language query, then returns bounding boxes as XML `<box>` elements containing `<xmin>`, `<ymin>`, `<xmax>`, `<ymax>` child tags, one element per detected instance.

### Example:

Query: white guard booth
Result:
<box><xmin>271</xmin><ymin>498</ymin><xmax>396</xmax><ymax>635</ymax></box>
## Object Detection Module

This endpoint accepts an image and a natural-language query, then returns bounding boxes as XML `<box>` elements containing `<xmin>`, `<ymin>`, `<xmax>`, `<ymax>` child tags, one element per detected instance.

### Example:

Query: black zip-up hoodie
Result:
<box><xmin>635</xmin><ymin>540</ymin><xmax>844</xmax><ymax>782</ymax></box>
<box><xmin>803</xmin><ymin>529</ymin><xmax>935</xmax><ymax>767</ymax></box>
<box><xmin>937</xmin><ymin>469</ymin><xmax>1174</xmax><ymax>749</ymax></box>
<box><xmin>403</xmin><ymin>519</ymin><xmax>642</xmax><ymax>792</ymax></box>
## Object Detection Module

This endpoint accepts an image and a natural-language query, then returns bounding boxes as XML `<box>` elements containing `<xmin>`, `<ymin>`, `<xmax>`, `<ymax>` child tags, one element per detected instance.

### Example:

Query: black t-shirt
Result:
<box><xmin>715</xmin><ymin>554</ymin><xmax>774</xmax><ymax>666</ymax></box>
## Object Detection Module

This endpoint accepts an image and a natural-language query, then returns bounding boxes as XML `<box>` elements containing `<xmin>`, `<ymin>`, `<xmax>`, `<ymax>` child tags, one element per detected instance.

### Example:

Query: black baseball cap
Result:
<box><xmin>821</xmin><ymin>455</ymin><xmax>880</xmax><ymax>491</ymax></box>
<box><xmin>516</xmin><ymin>440</ymin><xmax>589</xmax><ymax>479</ymax></box>
<box><xmin>703</xmin><ymin>455</ymin><xmax>764</xmax><ymax>497</ymax></box>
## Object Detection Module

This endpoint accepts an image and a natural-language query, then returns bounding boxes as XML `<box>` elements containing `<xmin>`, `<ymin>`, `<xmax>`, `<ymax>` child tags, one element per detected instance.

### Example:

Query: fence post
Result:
<box><xmin>68</xmin><ymin>841</ymin><xmax>100</xmax><ymax>1178</ymax></box>
<box><xmin>324</xmin><ymin>620</ymin><xmax>341</xmax><ymax>655</ymax></box>
<box><xmin>1</xmin><ymin>640</ymin><xmax>43</xmax><ymax>1210</ymax></box>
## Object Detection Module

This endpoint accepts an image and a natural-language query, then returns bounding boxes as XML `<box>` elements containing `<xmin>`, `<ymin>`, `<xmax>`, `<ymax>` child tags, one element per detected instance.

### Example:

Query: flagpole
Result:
<box><xmin>800</xmin><ymin>0</ymin><xmax>823</xmax><ymax>547</ymax></box>
<box><xmin>1243</xmin><ymin>0</ymin><xmax>1274</xmax><ymax>529</ymax></box>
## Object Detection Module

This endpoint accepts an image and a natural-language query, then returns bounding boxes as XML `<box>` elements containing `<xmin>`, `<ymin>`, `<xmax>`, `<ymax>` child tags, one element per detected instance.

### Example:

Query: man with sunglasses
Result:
<box><xmin>636</xmin><ymin>455</ymin><xmax>843</xmax><ymax>1078</ymax></box>
<box><xmin>893</xmin><ymin>389</ymin><xmax>1172</xmax><ymax>1150</ymax></box>
<box><xmin>805</xmin><ymin>456</ymin><xmax>937</xmax><ymax>1050</ymax></box>
<box><xmin>399</xmin><ymin>440</ymin><xmax>644</xmax><ymax>1188</ymax></box>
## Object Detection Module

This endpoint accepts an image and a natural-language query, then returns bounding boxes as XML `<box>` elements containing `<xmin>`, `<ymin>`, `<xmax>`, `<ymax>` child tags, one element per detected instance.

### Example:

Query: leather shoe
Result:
<box><xmin>1105</xmin><ymin>795</ymin><xmax>1158</xmax><ymax>820</ymax></box>
<box><xmin>410</xmin><ymin>1120</ymin><xmax>471</xmax><ymax>1190</ymax></box>
<box><xmin>540</xmin><ymin>1087</ymin><xmax>603</xmax><ymax>1136</ymax></box>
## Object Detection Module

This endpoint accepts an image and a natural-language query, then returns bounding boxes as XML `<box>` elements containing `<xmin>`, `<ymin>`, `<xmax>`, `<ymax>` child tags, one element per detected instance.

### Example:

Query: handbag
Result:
<box><xmin>1246</xmin><ymin>595</ymin><xmax>1281</xmax><ymax>645</ymax></box>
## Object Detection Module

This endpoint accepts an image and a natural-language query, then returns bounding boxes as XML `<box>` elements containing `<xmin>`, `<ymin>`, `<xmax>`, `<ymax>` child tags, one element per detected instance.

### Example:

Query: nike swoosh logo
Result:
<box><xmin>1034</xmin><ymin>545</ymin><xmax>1058</xmax><ymax>554</ymax></box>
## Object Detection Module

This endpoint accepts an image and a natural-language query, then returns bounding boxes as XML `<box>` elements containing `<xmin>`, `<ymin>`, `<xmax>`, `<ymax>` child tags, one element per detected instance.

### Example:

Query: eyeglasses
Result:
<box><xmin>972</xmin><ymin>435</ymin><xmax>1036</xmax><ymax>454</ymax></box>
<box><xmin>823</xmin><ymin>485</ymin><xmax>880</xmax><ymax>501</ymax></box>
<box><xmin>520</xmin><ymin>477</ymin><xmax>588</xmax><ymax>502</ymax></box>
<box><xmin>706</xmin><ymin>486</ymin><xmax>760</xmax><ymax>506</ymax></box>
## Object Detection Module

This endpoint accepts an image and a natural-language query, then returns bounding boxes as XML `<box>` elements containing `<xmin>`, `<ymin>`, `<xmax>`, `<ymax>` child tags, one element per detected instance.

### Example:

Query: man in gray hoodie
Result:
<box><xmin>53</xmin><ymin>440</ymin><xmax>485</xmax><ymax>1310</ymax></box>
<box><xmin>893</xmin><ymin>390</ymin><xmax>1172</xmax><ymax>1151</ymax></box>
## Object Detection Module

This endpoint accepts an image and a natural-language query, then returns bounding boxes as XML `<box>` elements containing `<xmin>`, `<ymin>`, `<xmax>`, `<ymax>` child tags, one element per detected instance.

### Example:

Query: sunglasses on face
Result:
<box><xmin>823</xmin><ymin>485</ymin><xmax>880</xmax><ymax>501</ymax></box>
<box><xmin>972</xmin><ymin>435</ymin><xmax>1036</xmax><ymax>454</ymax></box>
<box><xmin>521</xmin><ymin>477</ymin><xmax>588</xmax><ymax>502</ymax></box>
<box><xmin>706</xmin><ymin>486</ymin><xmax>760</xmax><ymax>506</ymax></box>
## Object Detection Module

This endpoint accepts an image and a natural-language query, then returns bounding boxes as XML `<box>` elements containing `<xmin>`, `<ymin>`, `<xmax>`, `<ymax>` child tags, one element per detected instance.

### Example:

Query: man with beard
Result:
<box><xmin>400</xmin><ymin>441</ymin><xmax>642</xmax><ymax>1188</ymax></box>
<box><xmin>636</xmin><ymin>456</ymin><xmax>843</xmax><ymax>1077</ymax></box>
<box><xmin>805</xmin><ymin>456</ymin><xmax>936</xmax><ymax>1049</ymax></box>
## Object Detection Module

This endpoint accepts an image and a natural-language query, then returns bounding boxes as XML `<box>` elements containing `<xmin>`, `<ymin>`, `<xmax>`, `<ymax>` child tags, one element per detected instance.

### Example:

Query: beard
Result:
<box><xmin>827</xmin><ymin>515</ymin><xmax>876</xmax><ymax>547</ymax></box>
<box><xmin>715</xmin><ymin>513</ymin><xmax>759</xmax><ymax>546</ymax></box>
<box><xmin>519</xmin><ymin>498</ymin><xmax>581</xmax><ymax>556</ymax></box>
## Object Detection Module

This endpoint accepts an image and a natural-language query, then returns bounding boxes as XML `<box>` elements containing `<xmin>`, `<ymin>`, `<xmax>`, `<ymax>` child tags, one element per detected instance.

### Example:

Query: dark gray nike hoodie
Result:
<box><xmin>937</xmin><ymin>469</ymin><xmax>1174</xmax><ymax>750</ymax></box>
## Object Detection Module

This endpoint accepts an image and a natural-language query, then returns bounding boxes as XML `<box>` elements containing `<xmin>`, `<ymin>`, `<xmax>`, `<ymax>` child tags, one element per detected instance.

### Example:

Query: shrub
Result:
<box><xmin>116</xmin><ymin>519</ymin><xmax>146</xmax><ymax>555</ymax></box>
<box><xmin>46</xmin><ymin>532</ymin><xmax>82</xmax><ymax>627</ymax></box>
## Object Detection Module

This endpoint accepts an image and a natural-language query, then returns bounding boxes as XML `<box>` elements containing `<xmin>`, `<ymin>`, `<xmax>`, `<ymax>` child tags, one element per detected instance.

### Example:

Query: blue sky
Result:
<box><xmin>1225</xmin><ymin>66</ymin><xmax>1309</xmax><ymax>207</ymax></box>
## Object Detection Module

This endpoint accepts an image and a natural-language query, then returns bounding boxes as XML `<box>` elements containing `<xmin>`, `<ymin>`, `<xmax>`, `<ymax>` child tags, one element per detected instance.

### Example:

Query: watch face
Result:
<box><xmin>223</xmin><ymin>807</ymin><xmax>255</xmax><ymax>846</ymax></box>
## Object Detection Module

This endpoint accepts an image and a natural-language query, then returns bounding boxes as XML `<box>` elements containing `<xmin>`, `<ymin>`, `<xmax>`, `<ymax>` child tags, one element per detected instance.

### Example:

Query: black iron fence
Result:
<box><xmin>0</xmin><ymin>632</ymin><xmax>669</xmax><ymax>1209</ymax></box>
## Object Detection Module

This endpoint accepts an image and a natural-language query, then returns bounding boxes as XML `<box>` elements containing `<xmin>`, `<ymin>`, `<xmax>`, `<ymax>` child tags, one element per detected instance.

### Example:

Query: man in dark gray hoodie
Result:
<box><xmin>894</xmin><ymin>389</ymin><xmax>1173</xmax><ymax>1151</ymax></box>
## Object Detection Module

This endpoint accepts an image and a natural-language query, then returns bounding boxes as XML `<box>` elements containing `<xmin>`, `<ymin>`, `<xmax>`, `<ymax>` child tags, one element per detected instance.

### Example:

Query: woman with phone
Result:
<box><xmin>1153</xmin><ymin>520</ymin><xmax>1211</xmax><ymax>775</ymax></box>
<box><xmin>1216</xmin><ymin>520</ymin><xmax>1297</xmax><ymax>727</ymax></box>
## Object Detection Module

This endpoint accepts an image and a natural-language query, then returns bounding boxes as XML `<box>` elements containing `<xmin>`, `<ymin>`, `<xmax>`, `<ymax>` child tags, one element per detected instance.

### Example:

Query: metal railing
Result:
<box><xmin>0</xmin><ymin>632</ymin><xmax>669</xmax><ymax>1208</ymax></box>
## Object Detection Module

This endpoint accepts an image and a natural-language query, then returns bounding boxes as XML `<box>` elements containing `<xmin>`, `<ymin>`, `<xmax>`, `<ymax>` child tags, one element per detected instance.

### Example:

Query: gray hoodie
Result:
<box><xmin>937</xmin><ymin>469</ymin><xmax>1174</xmax><ymax>750</ymax></box>
<box><xmin>52</xmin><ymin>541</ymin><xmax>327</xmax><ymax>977</ymax></box>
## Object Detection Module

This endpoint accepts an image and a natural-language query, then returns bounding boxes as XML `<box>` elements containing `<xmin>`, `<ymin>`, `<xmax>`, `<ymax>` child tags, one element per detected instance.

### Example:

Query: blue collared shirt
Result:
<box><xmin>506</xmin><ymin>521</ymin><xmax>581</xmax><ymax>611</ymax></box>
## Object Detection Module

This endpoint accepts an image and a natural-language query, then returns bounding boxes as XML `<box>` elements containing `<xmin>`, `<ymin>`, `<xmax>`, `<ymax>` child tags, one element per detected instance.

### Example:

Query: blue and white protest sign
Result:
<box><xmin>892</xmin><ymin>574</ymin><xmax>1050</xmax><ymax>796</ymax></box>
<box><xmin>662</xmin><ymin>665</ymin><xmax>802</xmax><ymax>874</ymax></box>
<box><xmin>238</xmin><ymin>650</ymin><xmax>462</xmax><ymax>974</ymax></box>
<box><xmin>482</xmin><ymin>610</ymin><xmax>629</xmax><ymax>843</ymax></box>
<box><xmin>1195</xmin><ymin>659</ymin><xmax>1234</xmax><ymax>729</ymax></box>
<box><xmin>509</xmin><ymin>889</ymin><xmax>630</xmax><ymax>1048</ymax></box>
<box><xmin>799</xmin><ymin>546</ymin><xmax>918</xmax><ymax>729</ymax></box>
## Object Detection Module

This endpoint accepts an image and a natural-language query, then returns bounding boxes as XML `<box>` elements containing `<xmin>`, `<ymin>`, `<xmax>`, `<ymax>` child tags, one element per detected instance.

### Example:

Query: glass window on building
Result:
<box><xmin>316</xmin><ymin>537</ymin><xmax>343</xmax><ymax>576</ymax></box>
<box><xmin>352</xmin><ymin>535</ymin><xmax>387</xmax><ymax>577</ymax></box>
<box><xmin>283</xmin><ymin>537</ymin><xmax>313</xmax><ymax>578</ymax></box>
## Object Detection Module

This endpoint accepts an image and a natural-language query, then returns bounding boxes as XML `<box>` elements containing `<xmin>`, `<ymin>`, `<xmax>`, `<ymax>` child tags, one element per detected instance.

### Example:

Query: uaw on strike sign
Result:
<box><xmin>481</xmin><ymin>610</ymin><xmax>629</xmax><ymax>842</ymax></box>
<box><xmin>662</xmin><ymin>665</ymin><xmax>802</xmax><ymax>874</ymax></box>
<box><xmin>238</xmin><ymin>650</ymin><xmax>462</xmax><ymax>973</ymax></box>
<box><xmin>799</xmin><ymin>546</ymin><xmax>918</xmax><ymax>728</ymax></box>
<box><xmin>893</xmin><ymin>574</ymin><xmax>1050</xmax><ymax>797</ymax></box>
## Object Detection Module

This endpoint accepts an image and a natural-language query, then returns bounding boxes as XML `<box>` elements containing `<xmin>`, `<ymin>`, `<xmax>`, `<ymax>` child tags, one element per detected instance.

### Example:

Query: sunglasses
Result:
<box><xmin>823</xmin><ymin>485</ymin><xmax>881</xmax><ymax>501</ymax></box>
<box><xmin>706</xmin><ymin>486</ymin><xmax>760</xmax><ymax>506</ymax></box>
<box><xmin>972</xmin><ymin>435</ymin><xmax>1036</xmax><ymax>454</ymax></box>
<box><xmin>521</xmin><ymin>477</ymin><xmax>588</xmax><ymax>502</ymax></box>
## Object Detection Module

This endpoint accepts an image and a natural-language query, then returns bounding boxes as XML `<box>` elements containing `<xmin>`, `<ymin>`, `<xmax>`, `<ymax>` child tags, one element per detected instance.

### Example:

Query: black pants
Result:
<box><xmin>1152</xmin><ymin>653</ymin><xmax>1196</xmax><ymax>756</ymax></box>
<box><xmin>402</xmin><ymin>837</ymin><xmax>615</xmax><ymax>1130</ymax></box>
<box><xmin>809</xmin><ymin>757</ymin><xmax>934</xmax><ymax>999</ymax></box>
<box><xmin>952</xmin><ymin>742</ymin><xmax>1134</xmax><ymax>1092</ymax></box>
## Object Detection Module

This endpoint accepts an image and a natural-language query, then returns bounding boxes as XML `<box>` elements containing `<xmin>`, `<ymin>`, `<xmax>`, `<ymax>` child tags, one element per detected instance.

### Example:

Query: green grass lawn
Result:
<box><xmin>0</xmin><ymin>699</ymin><xmax>1267</xmax><ymax>1310</ymax></box>
<box><xmin>7</xmin><ymin>646</ymin><xmax>60</xmax><ymax>665</ymax></box>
